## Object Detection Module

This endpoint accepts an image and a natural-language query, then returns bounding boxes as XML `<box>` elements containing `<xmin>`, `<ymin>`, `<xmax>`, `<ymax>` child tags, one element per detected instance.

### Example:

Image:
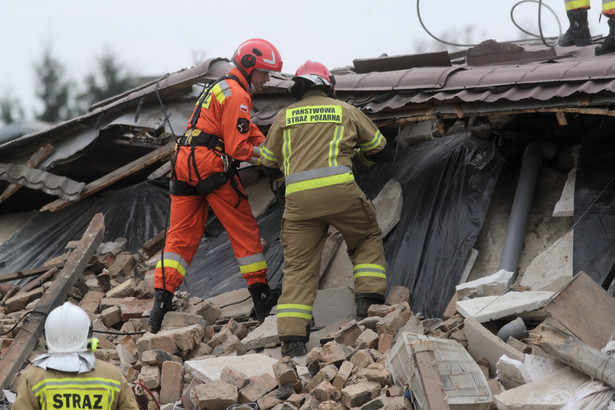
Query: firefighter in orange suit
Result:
<box><xmin>261</xmin><ymin>61</ymin><xmax>390</xmax><ymax>357</ymax></box>
<box><xmin>559</xmin><ymin>0</ymin><xmax>615</xmax><ymax>55</ymax></box>
<box><xmin>14</xmin><ymin>302</ymin><xmax>139</xmax><ymax>409</ymax></box>
<box><xmin>147</xmin><ymin>39</ymin><xmax>284</xmax><ymax>333</ymax></box>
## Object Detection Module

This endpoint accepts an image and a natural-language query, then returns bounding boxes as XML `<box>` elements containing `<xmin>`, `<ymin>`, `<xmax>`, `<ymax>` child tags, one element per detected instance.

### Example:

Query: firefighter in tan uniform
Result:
<box><xmin>14</xmin><ymin>302</ymin><xmax>139</xmax><ymax>409</ymax></box>
<box><xmin>261</xmin><ymin>61</ymin><xmax>390</xmax><ymax>357</ymax></box>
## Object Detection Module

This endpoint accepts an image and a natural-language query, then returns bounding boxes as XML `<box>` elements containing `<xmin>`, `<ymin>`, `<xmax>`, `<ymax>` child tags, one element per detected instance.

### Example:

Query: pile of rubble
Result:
<box><xmin>2</xmin><ymin>217</ymin><xmax>615</xmax><ymax>410</ymax></box>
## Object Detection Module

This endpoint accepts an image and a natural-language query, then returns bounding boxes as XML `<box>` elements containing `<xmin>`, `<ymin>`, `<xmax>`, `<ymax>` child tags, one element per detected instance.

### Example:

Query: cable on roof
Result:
<box><xmin>416</xmin><ymin>0</ymin><xmax>562</xmax><ymax>48</ymax></box>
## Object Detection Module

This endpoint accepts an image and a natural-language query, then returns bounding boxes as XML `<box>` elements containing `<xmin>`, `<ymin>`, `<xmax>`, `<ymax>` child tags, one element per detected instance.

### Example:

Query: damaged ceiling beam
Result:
<box><xmin>40</xmin><ymin>141</ymin><xmax>175</xmax><ymax>213</ymax></box>
<box><xmin>377</xmin><ymin>106</ymin><xmax>615</xmax><ymax>128</ymax></box>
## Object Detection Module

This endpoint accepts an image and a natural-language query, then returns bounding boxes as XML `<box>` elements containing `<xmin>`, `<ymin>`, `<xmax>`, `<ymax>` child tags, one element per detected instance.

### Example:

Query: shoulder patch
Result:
<box><xmin>237</xmin><ymin>118</ymin><xmax>250</xmax><ymax>134</ymax></box>
<box><xmin>240</xmin><ymin>104</ymin><xmax>249</xmax><ymax>113</ymax></box>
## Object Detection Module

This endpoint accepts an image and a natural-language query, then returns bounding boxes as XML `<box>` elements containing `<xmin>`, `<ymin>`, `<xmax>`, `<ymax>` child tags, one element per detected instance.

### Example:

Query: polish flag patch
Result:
<box><xmin>240</xmin><ymin>104</ymin><xmax>249</xmax><ymax>113</ymax></box>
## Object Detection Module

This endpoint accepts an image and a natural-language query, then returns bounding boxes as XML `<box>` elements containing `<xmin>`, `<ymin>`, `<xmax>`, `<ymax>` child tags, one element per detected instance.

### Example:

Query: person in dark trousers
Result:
<box><xmin>147</xmin><ymin>39</ymin><xmax>284</xmax><ymax>333</ymax></box>
<box><xmin>559</xmin><ymin>0</ymin><xmax>615</xmax><ymax>55</ymax></box>
<box><xmin>14</xmin><ymin>302</ymin><xmax>139</xmax><ymax>409</ymax></box>
<box><xmin>261</xmin><ymin>61</ymin><xmax>390</xmax><ymax>357</ymax></box>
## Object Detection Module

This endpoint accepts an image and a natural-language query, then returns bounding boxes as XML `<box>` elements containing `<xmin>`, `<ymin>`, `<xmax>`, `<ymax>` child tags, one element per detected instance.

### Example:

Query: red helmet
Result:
<box><xmin>293</xmin><ymin>60</ymin><xmax>336</xmax><ymax>91</ymax></box>
<box><xmin>232</xmin><ymin>38</ymin><xmax>283</xmax><ymax>77</ymax></box>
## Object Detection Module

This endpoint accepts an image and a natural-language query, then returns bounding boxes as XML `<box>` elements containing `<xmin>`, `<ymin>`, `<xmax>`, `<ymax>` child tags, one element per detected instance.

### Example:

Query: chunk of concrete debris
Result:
<box><xmin>372</xmin><ymin>179</ymin><xmax>403</xmax><ymax>237</ymax></box>
<box><xmin>456</xmin><ymin>269</ymin><xmax>513</xmax><ymax>299</ymax></box>
<box><xmin>520</xmin><ymin>230</ymin><xmax>573</xmax><ymax>292</ymax></box>
<box><xmin>241</xmin><ymin>315</ymin><xmax>279</xmax><ymax>351</ymax></box>
<box><xmin>204</xmin><ymin>288</ymin><xmax>253</xmax><ymax>321</ymax></box>
<box><xmin>376</xmin><ymin>302</ymin><xmax>412</xmax><ymax>335</ymax></box>
<box><xmin>185</xmin><ymin>354</ymin><xmax>282</xmax><ymax>383</ymax></box>
<box><xmin>494</xmin><ymin>367</ymin><xmax>589</xmax><ymax>409</ymax></box>
<box><xmin>456</xmin><ymin>291</ymin><xmax>554</xmax><ymax>323</ymax></box>
<box><xmin>464</xmin><ymin>317</ymin><xmax>524</xmax><ymax>376</ymax></box>
<box><xmin>496</xmin><ymin>355</ymin><xmax>532</xmax><ymax>389</ymax></box>
<box><xmin>193</xmin><ymin>380</ymin><xmax>238</xmax><ymax>410</ymax></box>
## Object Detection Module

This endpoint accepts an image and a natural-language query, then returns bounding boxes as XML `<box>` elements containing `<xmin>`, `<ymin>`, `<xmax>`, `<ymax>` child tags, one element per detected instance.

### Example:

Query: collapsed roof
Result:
<box><xmin>2</xmin><ymin>39</ymin><xmax>615</xmax><ymax>318</ymax></box>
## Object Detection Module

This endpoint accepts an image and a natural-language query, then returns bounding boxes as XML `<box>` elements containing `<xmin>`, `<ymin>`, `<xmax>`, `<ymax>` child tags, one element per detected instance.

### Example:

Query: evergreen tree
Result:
<box><xmin>33</xmin><ymin>46</ymin><xmax>73</xmax><ymax>123</ymax></box>
<box><xmin>77</xmin><ymin>49</ymin><xmax>138</xmax><ymax>111</ymax></box>
<box><xmin>0</xmin><ymin>90</ymin><xmax>24</xmax><ymax>126</ymax></box>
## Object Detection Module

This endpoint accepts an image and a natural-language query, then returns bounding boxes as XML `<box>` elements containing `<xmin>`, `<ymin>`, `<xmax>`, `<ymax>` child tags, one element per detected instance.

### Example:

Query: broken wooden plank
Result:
<box><xmin>530</xmin><ymin>323</ymin><xmax>615</xmax><ymax>390</ymax></box>
<box><xmin>0</xmin><ymin>213</ymin><xmax>105</xmax><ymax>390</ymax></box>
<box><xmin>0</xmin><ymin>262</ymin><xmax>64</xmax><ymax>284</ymax></box>
<box><xmin>13</xmin><ymin>267</ymin><xmax>58</xmax><ymax>296</ymax></box>
<box><xmin>544</xmin><ymin>271</ymin><xmax>615</xmax><ymax>350</ymax></box>
<box><xmin>0</xmin><ymin>144</ymin><xmax>53</xmax><ymax>204</ymax></box>
<box><xmin>412</xmin><ymin>340</ymin><xmax>450</xmax><ymax>410</ymax></box>
<box><xmin>40</xmin><ymin>141</ymin><xmax>175</xmax><ymax>213</ymax></box>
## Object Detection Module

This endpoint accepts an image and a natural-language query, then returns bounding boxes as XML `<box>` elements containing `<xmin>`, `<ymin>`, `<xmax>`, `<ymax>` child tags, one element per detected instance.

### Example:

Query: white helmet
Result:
<box><xmin>45</xmin><ymin>302</ymin><xmax>92</xmax><ymax>353</ymax></box>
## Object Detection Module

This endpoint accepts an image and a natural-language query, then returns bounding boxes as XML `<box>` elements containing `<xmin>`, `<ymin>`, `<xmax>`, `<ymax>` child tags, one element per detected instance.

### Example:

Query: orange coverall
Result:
<box><xmin>155</xmin><ymin>67</ymin><xmax>267</xmax><ymax>294</ymax></box>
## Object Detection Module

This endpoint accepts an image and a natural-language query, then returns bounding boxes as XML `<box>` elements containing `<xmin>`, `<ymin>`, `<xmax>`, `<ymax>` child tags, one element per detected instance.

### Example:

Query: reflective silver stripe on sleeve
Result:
<box><xmin>285</xmin><ymin>165</ymin><xmax>353</xmax><ymax>185</ymax></box>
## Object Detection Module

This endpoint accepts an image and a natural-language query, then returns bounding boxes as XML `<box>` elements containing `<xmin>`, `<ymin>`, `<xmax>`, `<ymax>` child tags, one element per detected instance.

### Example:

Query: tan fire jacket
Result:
<box><xmin>14</xmin><ymin>359</ymin><xmax>139</xmax><ymax>410</ymax></box>
<box><xmin>261</xmin><ymin>90</ymin><xmax>386</xmax><ymax>220</ymax></box>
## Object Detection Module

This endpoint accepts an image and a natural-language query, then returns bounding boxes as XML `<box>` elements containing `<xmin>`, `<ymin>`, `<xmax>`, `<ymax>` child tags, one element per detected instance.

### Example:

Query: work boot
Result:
<box><xmin>355</xmin><ymin>294</ymin><xmax>385</xmax><ymax>319</ymax></box>
<box><xmin>146</xmin><ymin>289</ymin><xmax>173</xmax><ymax>333</ymax></box>
<box><xmin>558</xmin><ymin>9</ymin><xmax>592</xmax><ymax>47</ymax></box>
<box><xmin>281</xmin><ymin>340</ymin><xmax>307</xmax><ymax>357</ymax></box>
<box><xmin>248</xmin><ymin>283</ymin><xmax>281</xmax><ymax>322</ymax></box>
<box><xmin>596</xmin><ymin>18</ymin><xmax>615</xmax><ymax>55</ymax></box>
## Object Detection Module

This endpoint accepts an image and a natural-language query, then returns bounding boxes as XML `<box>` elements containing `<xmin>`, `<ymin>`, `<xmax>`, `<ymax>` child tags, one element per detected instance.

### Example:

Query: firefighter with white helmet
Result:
<box><xmin>261</xmin><ymin>61</ymin><xmax>390</xmax><ymax>357</ymax></box>
<box><xmin>14</xmin><ymin>302</ymin><xmax>139</xmax><ymax>409</ymax></box>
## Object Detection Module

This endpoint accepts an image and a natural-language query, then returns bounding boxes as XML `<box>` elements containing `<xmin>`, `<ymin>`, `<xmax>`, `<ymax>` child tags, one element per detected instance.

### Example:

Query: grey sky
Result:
<box><xmin>0</xmin><ymin>0</ymin><xmax>607</xmax><ymax>119</ymax></box>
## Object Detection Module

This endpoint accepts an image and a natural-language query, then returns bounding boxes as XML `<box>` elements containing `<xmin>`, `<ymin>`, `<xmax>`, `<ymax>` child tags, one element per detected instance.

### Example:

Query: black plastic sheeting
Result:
<box><xmin>377</xmin><ymin>133</ymin><xmax>505</xmax><ymax>318</ymax></box>
<box><xmin>0</xmin><ymin>133</ymin><xmax>505</xmax><ymax>320</ymax></box>
<box><xmin>0</xmin><ymin>181</ymin><xmax>169</xmax><ymax>277</ymax></box>
<box><xmin>573</xmin><ymin>134</ymin><xmax>615</xmax><ymax>293</ymax></box>
<box><xmin>181</xmin><ymin>205</ymin><xmax>284</xmax><ymax>297</ymax></box>
<box><xmin>182</xmin><ymin>132</ymin><xmax>505</xmax><ymax>318</ymax></box>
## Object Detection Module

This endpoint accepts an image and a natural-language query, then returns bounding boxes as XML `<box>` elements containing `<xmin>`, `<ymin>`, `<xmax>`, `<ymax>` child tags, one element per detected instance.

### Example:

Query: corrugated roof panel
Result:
<box><xmin>335</xmin><ymin>66</ymin><xmax>462</xmax><ymax>92</ymax></box>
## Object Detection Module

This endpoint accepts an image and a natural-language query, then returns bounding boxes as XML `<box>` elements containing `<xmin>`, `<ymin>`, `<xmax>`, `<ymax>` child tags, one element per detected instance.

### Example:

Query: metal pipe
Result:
<box><xmin>499</xmin><ymin>140</ymin><xmax>556</xmax><ymax>275</ymax></box>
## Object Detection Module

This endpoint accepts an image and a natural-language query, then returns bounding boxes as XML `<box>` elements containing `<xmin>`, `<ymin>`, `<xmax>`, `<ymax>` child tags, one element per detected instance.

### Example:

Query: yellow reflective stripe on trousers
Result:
<box><xmin>277</xmin><ymin>303</ymin><xmax>313</xmax><ymax>320</ymax></box>
<box><xmin>353</xmin><ymin>263</ymin><xmax>387</xmax><ymax>280</ymax></box>
<box><xmin>283</xmin><ymin>129</ymin><xmax>292</xmax><ymax>176</ymax></box>
<box><xmin>156</xmin><ymin>252</ymin><xmax>189</xmax><ymax>277</ymax></box>
<box><xmin>359</xmin><ymin>130</ymin><xmax>384</xmax><ymax>152</ymax></box>
<box><xmin>328</xmin><ymin>126</ymin><xmax>344</xmax><ymax>166</ymax></box>
<box><xmin>604</xmin><ymin>1</ymin><xmax>615</xmax><ymax>13</ymax></box>
<box><xmin>565</xmin><ymin>0</ymin><xmax>589</xmax><ymax>10</ymax></box>
<box><xmin>285</xmin><ymin>173</ymin><xmax>354</xmax><ymax>195</ymax></box>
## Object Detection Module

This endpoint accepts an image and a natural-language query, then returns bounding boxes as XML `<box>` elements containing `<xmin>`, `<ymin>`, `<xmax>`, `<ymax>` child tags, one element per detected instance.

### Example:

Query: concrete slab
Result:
<box><xmin>245</xmin><ymin>177</ymin><xmax>276</xmax><ymax>218</ymax></box>
<box><xmin>520</xmin><ymin>230</ymin><xmax>573</xmax><ymax>292</ymax></box>
<box><xmin>553</xmin><ymin>145</ymin><xmax>579</xmax><ymax>218</ymax></box>
<box><xmin>464</xmin><ymin>318</ymin><xmax>525</xmax><ymax>377</ymax></box>
<box><xmin>204</xmin><ymin>288</ymin><xmax>253</xmax><ymax>321</ymax></box>
<box><xmin>185</xmin><ymin>354</ymin><xmax>278</xmax><ymax>383</ymax></box>
<box><xmin>372</xmin><ymin>179</ymin><xmax>403</xmax><ymax>237</ymax></box>
<box><xmin>313</xmin><ymin>287</ymin><xmax>356</xmax><ymax>328</ymax></box>
<box><xmin>494</xmin><ymin>367</ymin><xmax>589</xmax><ymax>409</ymax></box>
<box><xmin>456</xmin><ymin>291</ymin><xmax>554</xmax><ymax>323</ymax></box>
